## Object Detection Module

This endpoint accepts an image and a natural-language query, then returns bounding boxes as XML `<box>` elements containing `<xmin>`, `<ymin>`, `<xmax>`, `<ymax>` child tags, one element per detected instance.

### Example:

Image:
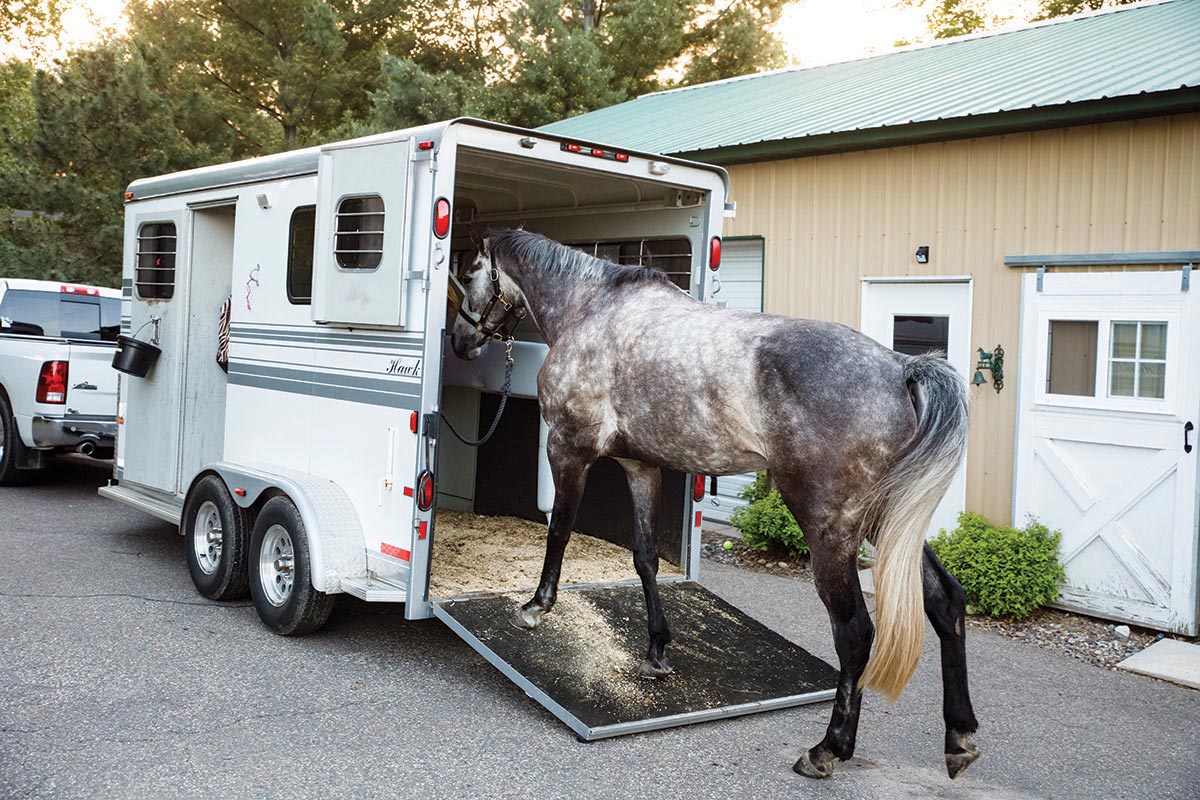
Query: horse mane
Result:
<box><xmin>485</xmin><ymin>227</ymin><xmax>674</xmax><ymax>288</ymax></box>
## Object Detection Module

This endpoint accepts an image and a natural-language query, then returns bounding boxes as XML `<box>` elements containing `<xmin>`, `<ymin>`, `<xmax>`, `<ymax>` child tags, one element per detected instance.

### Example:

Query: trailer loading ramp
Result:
<box><xmin>432</xmin><ymin>581</ymin><xmax>838</xmax><ymax>740</ymax></box>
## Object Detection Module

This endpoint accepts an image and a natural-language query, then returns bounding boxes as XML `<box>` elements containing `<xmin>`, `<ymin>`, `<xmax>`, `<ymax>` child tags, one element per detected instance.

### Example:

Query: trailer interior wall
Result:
<box><xmin>433</xmin><ymin>147</ymin><xmax>709</xmax><ymax>583</ymax></box>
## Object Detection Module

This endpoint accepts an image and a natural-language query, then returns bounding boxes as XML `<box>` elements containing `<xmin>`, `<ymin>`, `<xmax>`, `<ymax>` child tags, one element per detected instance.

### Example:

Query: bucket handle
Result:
<box><xmin>129</xmin><ymin>315</ymin><xmax>161</xmax><ymax>345</ymax></box>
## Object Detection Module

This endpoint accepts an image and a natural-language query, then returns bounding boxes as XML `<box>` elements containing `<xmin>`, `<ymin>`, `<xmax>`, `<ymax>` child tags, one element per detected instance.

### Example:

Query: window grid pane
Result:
<box><xmin>1107</xmin><ymin>320</ymin><xmax>1167</xmax><ymax>400</ymax></box>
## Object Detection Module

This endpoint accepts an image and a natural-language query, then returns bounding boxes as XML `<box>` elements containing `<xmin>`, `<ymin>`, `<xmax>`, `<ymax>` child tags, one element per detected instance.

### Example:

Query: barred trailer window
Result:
<box><xmin>334</xmin><ymin>195</ymin><xmax>384</xmax><ymax>270</ymax></box>
<box><xmin>136</xmin><ymin>222</ymin><xmax>177</xmax><ymax>299</ymax></box>
<box><xmin>571</xmin><ymin>238</ymin><xmax>693</xmax><ymax>290</ymax></box>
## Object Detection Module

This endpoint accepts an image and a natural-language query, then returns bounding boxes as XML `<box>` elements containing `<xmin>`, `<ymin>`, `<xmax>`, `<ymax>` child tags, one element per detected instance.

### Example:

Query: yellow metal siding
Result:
<box><xmin>724</xmin><ymin>113</ymin><xmax>1200</xmax><ymax>525</ymax></box>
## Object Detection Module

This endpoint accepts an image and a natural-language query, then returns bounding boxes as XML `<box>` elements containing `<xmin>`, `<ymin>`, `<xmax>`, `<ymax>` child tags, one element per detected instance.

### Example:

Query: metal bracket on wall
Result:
<box><xmin>1036</xmin><ymin>265</ymin><xmax>1045</xmax><ymax>293</ymax></box>
<box><xmin>1183</xmin><ymin>263</ymin><xmax>1191</xmax><ymax>293</ymax></box>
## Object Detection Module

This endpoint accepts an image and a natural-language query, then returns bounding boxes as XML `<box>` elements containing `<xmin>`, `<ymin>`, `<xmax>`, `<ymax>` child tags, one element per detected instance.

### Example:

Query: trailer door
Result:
<box><xmin>432</xmin><ymin>581</ymin><xmax>836</xmax><ymax>740</ymax></box>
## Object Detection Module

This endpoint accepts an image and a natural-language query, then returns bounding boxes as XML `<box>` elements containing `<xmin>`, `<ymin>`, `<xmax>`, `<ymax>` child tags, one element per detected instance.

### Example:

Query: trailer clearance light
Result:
<box><xmin>416</xmin><ymin>469</ymin><xmax>435</xmax><ymax>511</ymax></box>
<box><xmin>693</xmin><ymin>474</ymin><xmax>706</xmax><ymax>502</ymax></box>
<box><xmin>36</xmin><ymin>361</ymin><xmax>68</xmax><ymax>404</ymax></box>
<box><xmin>433</xmin><ymin>197</ymin><xmax>451</xmax><ymax>238</ymax></box>
<box><xmin>418</xmin><ymin>140</ymin><xmax>434</xmax><ymax>151</ymax></box>
<box><xmin>559</xmin><ymin>142</ymin><xmax>629</xmax><ymax>163</ymax></box>
<box><xmin>709</xmin><ymin>237</ymin><xmax>721</xmax><ymax>270</ymax></box>
<box><xmin>409</xmin><ymin>411</ymin><xmax>419</xmax><ymax>434</ymax></box>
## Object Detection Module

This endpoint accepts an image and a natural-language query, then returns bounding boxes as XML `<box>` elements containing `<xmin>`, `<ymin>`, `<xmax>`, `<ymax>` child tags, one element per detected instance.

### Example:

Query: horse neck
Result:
<box><xmin>501</xmin><ymin>256</ymin><xmax>597</xmax><ymax>345</ymax></box>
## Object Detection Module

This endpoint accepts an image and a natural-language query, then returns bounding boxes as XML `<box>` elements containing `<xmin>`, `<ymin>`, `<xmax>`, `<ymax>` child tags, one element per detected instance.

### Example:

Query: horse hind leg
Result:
<box><xmin>922</xmin><ymin>544</ymin><xmax>980</xmax><ymax>778</ymax></box>
<box><xmin>616</xmin><ymin>458</ymin><xmax>672</xmax><ymax>678</ymax></box>
<box><xmin>511</xmin><ymin>440</ymin><xmax>592</xmax><ymax>630</ymax></box>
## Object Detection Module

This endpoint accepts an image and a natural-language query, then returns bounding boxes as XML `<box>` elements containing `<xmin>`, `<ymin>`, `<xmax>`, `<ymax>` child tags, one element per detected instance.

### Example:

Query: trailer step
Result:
<box><xmin>340</xmin><ymin>574</ymin><xmax>408</xmax><ymax>603</ymax></box>
<box><xmin>433</xmin><ymin>581</ymin><xmax>837</xmax><ymax>740</ymax></box>
<box><xmin>99</xmin><ymin>484</ymin><xmax>182</xmax><ymax>525</ymax></box>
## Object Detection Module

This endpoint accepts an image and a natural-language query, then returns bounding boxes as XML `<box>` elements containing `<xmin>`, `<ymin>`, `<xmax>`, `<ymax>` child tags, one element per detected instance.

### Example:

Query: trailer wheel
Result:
<box><xmin>249</xmin><ymin>495</ymin><xmax>334</xmax><ymax>636</ymax></box>
<box><xmin>183</xmin><ymin>475</ymin><xmax>250</xmax><ymax>600</ymax></box>
<box><xmin>0</xmin><ymin>394</ymin><xmax>27</xmax><ymax>486</ymax></box>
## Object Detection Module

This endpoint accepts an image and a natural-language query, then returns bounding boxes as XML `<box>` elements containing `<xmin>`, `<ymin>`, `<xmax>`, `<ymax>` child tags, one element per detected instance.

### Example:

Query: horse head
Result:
<box><xmin>449</xmin><ymin>226</ymin><xmax>529</xmax><ymax>360</ymax></box>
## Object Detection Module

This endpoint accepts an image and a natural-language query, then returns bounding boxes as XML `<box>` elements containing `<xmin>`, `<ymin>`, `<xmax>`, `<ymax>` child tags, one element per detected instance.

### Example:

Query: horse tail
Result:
<box><xmin>859</xmin><ymin>353</ymin><xmax>968</xmax><ymax>703</ymax></box>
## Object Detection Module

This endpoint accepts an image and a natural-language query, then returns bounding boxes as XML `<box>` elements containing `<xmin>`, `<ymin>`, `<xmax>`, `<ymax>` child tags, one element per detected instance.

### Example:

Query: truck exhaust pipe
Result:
<box><xmin>76</xmin><ymin>440</ymin><xmax>95</xmax><ymax>456</ymax></box>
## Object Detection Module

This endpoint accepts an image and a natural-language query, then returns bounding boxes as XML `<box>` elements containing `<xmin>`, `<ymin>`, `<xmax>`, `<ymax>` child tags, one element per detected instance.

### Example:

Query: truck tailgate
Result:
<box><xmin>66</xmin><ymin>342</ymin><xmax>118</xmax><ymax>418</ymax></box>
<box><xmin>432</xmin><ymin>581</ymin><xmax>837</xmax><ymax>740</ymax></box>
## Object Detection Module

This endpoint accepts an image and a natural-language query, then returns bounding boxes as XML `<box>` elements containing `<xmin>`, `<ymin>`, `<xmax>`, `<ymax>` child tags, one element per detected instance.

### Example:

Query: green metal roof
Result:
<box><xmin>541</xmin><ymin>0</ymin><xmax>1200</xmax><ymax>164</ymax></box>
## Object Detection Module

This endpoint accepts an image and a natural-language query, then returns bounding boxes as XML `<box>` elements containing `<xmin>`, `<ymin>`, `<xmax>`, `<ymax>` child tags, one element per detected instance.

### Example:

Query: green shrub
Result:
<box><xmin>929</xmin><ymin>512</ymin><xmax>1065</xmax><ymax>619</ymax></box>
<box><xmin>730</xmin><ymin>473</ymin><xmax>808</xmax><ymax>556</ymax></box>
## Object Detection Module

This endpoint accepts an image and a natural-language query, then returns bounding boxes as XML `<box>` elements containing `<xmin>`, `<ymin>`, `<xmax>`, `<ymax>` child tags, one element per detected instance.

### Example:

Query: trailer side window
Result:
<box><xmin>334</xmin><ymin>195</ymin><xmax>384</xmax><ymax>270</ymax></box>
<box><xmin>287</xmin><ymin>205</ymin><xmax>316</xmax><ymax>304</ymax></box>
<box><xmin>136</xmin><ymin>222</ymin><xmax>177</xmax><ymax>299</ymax></box>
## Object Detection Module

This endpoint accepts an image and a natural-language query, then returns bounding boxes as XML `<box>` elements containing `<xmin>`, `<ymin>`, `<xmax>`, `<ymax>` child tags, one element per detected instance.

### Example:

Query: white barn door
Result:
<box><xmin>703</xmin><ymin>238</ymin><xmax>763</xmax><ymax>523</ymax></box>
<box><xmin>1014</xmin><ymin>271</ymin><xmax>1199</xmax><ymax>634</ymax></box>
<box><xmin>861</xmin><ymin>279</ymin><xmax>972</xmax><ymax>538</ymax></box>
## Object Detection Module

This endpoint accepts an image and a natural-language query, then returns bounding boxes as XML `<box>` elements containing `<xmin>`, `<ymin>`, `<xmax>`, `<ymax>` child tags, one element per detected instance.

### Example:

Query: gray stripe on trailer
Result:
<box><xmin>230</xmin><ymin>327</ymin><xmax>425</xmax><ymax>351</ymax></box>
<box><xmin>229</xmin><ymin>361</ymin><xmax>422</xmax><ymax>398</ymax></box>
<box><xmin>228</xmin><ymin>371</ymin><xmax>421</xmax><ymax>410</ymax></box>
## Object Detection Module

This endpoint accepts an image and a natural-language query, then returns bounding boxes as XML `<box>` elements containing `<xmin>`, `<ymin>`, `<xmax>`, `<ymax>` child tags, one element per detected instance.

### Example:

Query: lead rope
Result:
<box><xmin>439</xmin><ymin>337</ymin><xmax>515</xmax><ymax>447</ymax></box>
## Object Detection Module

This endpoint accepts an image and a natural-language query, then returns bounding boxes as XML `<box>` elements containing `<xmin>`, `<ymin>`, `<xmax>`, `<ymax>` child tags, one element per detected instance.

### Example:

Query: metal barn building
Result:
<box><xmin>543</xmin><ymin>0</ymin><xmax>1200</xmax><ymax>633</ymax></box>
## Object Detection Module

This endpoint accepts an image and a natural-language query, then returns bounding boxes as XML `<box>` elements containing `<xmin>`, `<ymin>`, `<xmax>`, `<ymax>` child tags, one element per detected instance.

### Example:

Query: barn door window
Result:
<box><xmin>135</xmin><ymin>222</ymin><xmax>177</xmax><ymax>299</ymax></box>
<box><xmin>1108</xmin><ymin>321</ymin><xmax>1167</xmax><ymax>400</ymax></box>
<box><xmin>334</xmin><ymin>195</ymin><xmax>385</xmax><ymax>270</ymax></box>
<box><xmin>892</xmin><ymin>315</ymin><xmax>949</xmax><ymax>358</ymax></box>
<box><xmin>1046</xmin><ymin>320</ymin><xmax>1098</xmax><ymax>396</ymax></box>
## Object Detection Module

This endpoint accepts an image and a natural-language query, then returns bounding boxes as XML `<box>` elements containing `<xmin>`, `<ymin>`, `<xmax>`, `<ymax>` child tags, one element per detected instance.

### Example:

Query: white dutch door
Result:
<box><xmin>860</xmin><ymin>279</ymin><xmax>972</xmax><ymax>538</ymax></box>
<box><xmin>703</xmin><ymin>238</ymin><xmax>763</xmax><ymax>523</ymax></box>
<box><xmin>1014</xmin><ymin>271</ymin><xmax>1199</xmax><ymax>634</ymax></box>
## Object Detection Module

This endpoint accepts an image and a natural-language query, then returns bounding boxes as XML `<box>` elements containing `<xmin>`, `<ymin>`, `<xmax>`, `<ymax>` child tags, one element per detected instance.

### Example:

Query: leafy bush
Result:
<box><xmin>929</xmin><ymin>512</ymin><xmax>1065</xmax><ymax>619</ymax></box>
<box><xmin>730</xmin><ymin>472</ymin><xmax>808</xmax><ymax>557</ymax></box>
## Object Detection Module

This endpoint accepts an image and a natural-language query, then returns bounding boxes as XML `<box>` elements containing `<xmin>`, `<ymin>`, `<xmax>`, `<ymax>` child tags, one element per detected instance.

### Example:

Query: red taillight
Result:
<box><xmin>36</xmin><ymin>361</ymin><xmax>68</xmax><ymax>404</ymax></box>
<box><xmin>709</xmin><ymin>237</ymin><xmax>721</xmax><ymax>271</ymax></box>
<box><xmin>416</xmin><ymin>469</ymin><xmax>435</xmax><ymax>511</ymax></box>
<box><xmin>433</xmin><ymin>197</ymin><xmax>451</xmax><ymax>238</ymax></box>
<box><xmin>693</xmin><ymin>474</ymin><xmax>706</xmax><ymax>502</ymax></box>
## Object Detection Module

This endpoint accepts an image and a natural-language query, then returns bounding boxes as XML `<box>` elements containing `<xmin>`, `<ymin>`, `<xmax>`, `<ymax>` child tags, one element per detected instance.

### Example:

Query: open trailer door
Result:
<box><xmin>432</xmin><ymin>580</ymin><xmax>837</xmax><ymax>740</ymax></box>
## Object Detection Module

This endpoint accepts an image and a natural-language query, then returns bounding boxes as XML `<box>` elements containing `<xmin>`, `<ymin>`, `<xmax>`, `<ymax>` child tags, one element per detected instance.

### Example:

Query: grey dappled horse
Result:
<box><xmin>449</xmin><ymin>227</ymin><xmax>979</xmax><ymax>780</ymax></box>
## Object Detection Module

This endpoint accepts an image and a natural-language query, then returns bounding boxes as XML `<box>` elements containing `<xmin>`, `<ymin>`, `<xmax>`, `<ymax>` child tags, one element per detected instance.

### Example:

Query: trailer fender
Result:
<box><xmin>200</xmin><ymin>462</ymin><xmax>366</xmax><ymax>593</ymax></box>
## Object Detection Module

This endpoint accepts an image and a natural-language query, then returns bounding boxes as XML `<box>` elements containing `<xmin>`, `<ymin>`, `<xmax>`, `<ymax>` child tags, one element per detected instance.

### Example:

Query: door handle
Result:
<box><xmin>1186</xmin><ymin>421</ymin><xmax>1194</xmax><ymax>454</ymax></box>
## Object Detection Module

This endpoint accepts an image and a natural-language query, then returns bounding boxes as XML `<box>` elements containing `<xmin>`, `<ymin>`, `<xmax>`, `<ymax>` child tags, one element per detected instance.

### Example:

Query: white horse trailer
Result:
<box><xmin>101</xmin><ymin>119</ymin><xmax>835</xmax><ymax>739</ymax></box>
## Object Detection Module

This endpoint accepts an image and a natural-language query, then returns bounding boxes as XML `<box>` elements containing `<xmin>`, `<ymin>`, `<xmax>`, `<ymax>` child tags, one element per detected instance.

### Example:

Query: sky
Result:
<box><xmin>23</xmin><ymin>0</ymin><xmax>1043</xmax><ymax>67</ymax></box>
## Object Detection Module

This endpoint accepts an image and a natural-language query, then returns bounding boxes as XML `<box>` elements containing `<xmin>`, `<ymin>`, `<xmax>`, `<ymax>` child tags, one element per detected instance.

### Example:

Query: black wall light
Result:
<box><xmin>915</xmin><ymin>245</ymin><xmax>930</xmax><ymax>264</ymax></box>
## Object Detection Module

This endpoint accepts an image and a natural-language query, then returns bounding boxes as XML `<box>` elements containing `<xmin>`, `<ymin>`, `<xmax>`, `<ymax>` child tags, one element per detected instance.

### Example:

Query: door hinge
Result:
<box><xmin>1182</xmin><ymin>263</ymin><xmax>1191</xmax><ymax>293</ymax></box>
<box><xmin>1036</xmin><ymin>265</ymin><xmax>1045</xmax><ymax>293</ymax></box>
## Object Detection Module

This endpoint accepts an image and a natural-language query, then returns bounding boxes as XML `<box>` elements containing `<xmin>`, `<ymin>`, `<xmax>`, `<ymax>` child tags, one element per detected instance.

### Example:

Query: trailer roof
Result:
<box><xmin>125</xmin><ymin>119</ymin><xmax>728</xmax><ymax>202</ymax></box>
<box><xmin>540</xmin><ymin>0</ymin><xmax>1200</xmax><ymax>164</ymax></box>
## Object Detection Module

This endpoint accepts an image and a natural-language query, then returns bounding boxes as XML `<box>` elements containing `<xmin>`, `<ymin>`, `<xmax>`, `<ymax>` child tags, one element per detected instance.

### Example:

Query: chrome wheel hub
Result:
<box><xmin>259</xmin><ymin>524</ymin><xmax>295</xmax><ymax>607</ymax></box>
<box><xmin>192</xmin><ymin>500</ymin><xmax>223</xmax><ymax>575</ymax></box>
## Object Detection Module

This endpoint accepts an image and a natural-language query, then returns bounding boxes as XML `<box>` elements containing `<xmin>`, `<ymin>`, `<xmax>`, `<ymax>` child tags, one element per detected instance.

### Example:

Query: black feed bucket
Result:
<box><xmin>112</xmin><ymin>334</ymin><xmax>162</xmax><ymax>378</ymax></box>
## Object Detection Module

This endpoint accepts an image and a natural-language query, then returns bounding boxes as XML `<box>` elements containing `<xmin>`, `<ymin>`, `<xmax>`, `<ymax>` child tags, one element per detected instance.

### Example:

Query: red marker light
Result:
<box><xmin>418</xmin><ymin>140</ymin><xmax>434</xmax><ymax>151</ymax></box>
<box><xmin>409</xmin><ymin>411</ymin><xmax>419</xmax><ymax>433</ymax></box>
<box><xmin>709</xmin><ymin>236</ymin><xmax>722</xmax><ymax>271</ymax></box>
<box><xmin>567</xmin><ymin>143</ymin><xmax>581</xmax><ymax>153</ymax></box>
<box><xmin>416</xmin><ymin>470</ymin><xmax>435</xmax><ymax>511</ymax></box>
<box><xmin>591</xmin><ymin>148</ymin><xmax>604</xmax><ymax>157</ymax></box>
<box><xmin>693</xmin><ymin>474</ymin><xmax>706</xmax><ymax>502</ymax></box>
<box><xmin>233</xmin><ymin>488</ymin><xmax>247</xmax><ymax>497</ymax></box>
<box><xmin>433</xmin><ymin>197</ymin><xmax>451</xmax><ymax>238</ymax></box>
<box><xmin>615</xmin><ymin>153</ymin><xmax>629</xmax><ymax>162</ymax></box>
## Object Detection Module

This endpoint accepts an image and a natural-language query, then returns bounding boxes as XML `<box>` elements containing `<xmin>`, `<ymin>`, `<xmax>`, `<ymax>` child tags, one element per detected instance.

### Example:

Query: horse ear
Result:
<box><xmin>515</xmin><ymin>221</ymin><xmax>526</xmax><ymax>231</ymax></box>
<box><xmin>468</xmin><ymin>223</ymin><xmax>485</xmax><ymax>249</ymax></box>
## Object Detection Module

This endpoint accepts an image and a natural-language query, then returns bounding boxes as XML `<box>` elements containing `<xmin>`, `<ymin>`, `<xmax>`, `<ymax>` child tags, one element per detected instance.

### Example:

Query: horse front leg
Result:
<box><xmin>616</xmin><ymin>458</ymin><xmax>672</xmax><ymax>678</ymax></box>
<box><xmin>922</xmin><ymin>544</ymin><xmax>981</xmax><ymax>778</ymax></box>
<box><xmin>511</xmin><ymin>439</ymin><xmax>591</xmax><ymax>630</ymax></box>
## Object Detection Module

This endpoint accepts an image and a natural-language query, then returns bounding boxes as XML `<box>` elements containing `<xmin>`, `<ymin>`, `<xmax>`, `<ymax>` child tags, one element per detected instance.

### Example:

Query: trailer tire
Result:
<box><xmin>183</xmin><ymin>475</ymin><xmax>251</xmax><ymax>600</ymax></box>
<box><xmin>249</xmin><ymin>495</ymin><xmax>334</xmax><ymax>636</ymax></box>
<box><xmin>0</xmin><ymin>394</ymin><xmax>27</xmax><ymax>486</ymax></box>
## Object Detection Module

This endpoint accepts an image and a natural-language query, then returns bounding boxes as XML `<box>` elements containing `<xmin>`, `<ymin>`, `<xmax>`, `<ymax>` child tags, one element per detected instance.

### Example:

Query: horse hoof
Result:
<box><xmin>638</xmin><ymin>658</ymin><xmax>673</xmax><ymax>679</ymax></box>
<box><xmin>945</xmin><ymin>739</ymin><xmax>981</xmax><ymax>779</ymax></box>
<box><xmin>511</xmin><ymin>603</ymin><xmax>545</xmax><ymax>630</ymax></box>
<box><xmin>793</xmin><ymin>749</ymin><xmax>837</xmax><ymax>779</ymax></box>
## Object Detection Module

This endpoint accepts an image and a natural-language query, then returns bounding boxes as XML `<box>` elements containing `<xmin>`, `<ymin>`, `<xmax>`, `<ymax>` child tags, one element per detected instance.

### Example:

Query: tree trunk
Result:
<box><xmin>283</xmin><ymin>123</ymin><xmax>297</xmax><ymax>151</ymax></box>
<box><xmin>582</xmin><ymin>0</ymin><xmax>596</xmax><ymax>32</ymax></box>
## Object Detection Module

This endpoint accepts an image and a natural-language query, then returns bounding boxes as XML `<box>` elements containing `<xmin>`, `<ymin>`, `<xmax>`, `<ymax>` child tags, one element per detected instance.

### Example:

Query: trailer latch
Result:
<box><xmin>423</xmin><ymin>412</ymin><xmax>439</xmax><ymax>440</ymax></box>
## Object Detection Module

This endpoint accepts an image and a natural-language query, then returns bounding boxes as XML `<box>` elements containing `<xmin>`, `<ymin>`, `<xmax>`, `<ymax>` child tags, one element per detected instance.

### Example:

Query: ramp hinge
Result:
<box><xmin>1182</xmin><ymin>263</ymin><xmax>1191</xmax><ymax>293</ymax></box>
<box><xmin>1036</xmin><ymin>265</ymin><xmax>1045</xmax><ymax>292</ymax></box>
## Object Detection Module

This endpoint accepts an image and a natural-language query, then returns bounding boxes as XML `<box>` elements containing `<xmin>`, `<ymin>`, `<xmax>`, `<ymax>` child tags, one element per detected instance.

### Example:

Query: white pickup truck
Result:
<box><xmin>0</xmin><ymin>278</ymin><xmax>121</xmax><ymax>484</ymax></box>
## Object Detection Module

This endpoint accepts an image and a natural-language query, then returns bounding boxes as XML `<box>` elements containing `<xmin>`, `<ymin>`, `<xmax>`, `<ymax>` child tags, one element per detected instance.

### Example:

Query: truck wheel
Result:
<box><xmin>0</xmin><ymin>394</ymin><xmax>26</xmax><ymax>486</ymax></box>
<box><xmin>249</xmin><ymin>496</ymin><xmax>334</xmax><ymax>636</ymax></box>
<box><xmin>183</xmin><ymin>475</ymin><xmax>250</xmax><ymax>600</ymax></box>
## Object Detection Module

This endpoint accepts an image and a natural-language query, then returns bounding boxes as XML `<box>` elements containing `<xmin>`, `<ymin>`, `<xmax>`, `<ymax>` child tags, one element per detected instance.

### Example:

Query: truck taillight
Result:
<box><xmin>36</xmin><ymin>361</ymin><xmax>69</xmax><ymax>404</ymax></box>
<box><xmin>709</xmin><ymin>237</ymin><xmax>721</xmax><ymax>270</ymax></box>
<box><xmin>433</xmin><ymin>197</ymin><xmax>451</xmax><ymax>238</ymax></box>
<box><xmin>693</xmin><ymin>474</ymin><xmax>706</xmax><ymax>502</ymax></box>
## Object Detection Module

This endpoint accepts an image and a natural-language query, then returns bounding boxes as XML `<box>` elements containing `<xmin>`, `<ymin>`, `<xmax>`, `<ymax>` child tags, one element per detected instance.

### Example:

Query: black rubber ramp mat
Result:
<box><xmin>433</xmin><ymin>581</ymin><xmax>838</xmax><ymax>739</ymax></box>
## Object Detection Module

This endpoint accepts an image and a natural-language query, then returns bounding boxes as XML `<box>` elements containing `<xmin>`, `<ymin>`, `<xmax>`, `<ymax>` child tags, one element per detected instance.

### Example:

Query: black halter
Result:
<box><xmin>449</xmin><ymin>252</ymin><xmax>527</xmax><ymax>342</ymax></box>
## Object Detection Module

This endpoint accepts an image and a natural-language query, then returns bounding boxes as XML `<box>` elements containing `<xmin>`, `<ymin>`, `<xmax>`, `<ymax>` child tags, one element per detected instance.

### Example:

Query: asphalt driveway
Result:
<box><xmin>1</xmin><ymin>457</ymin><xmax>1197</xmax><ymax>799</ymax></box>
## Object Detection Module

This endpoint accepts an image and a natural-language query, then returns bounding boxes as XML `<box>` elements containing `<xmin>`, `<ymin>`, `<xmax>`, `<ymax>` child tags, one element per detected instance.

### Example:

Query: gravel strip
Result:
<box><xmin>700</xmin><ymin>528</ymin><xmax>1178</xmax><ymax>673</ymax></box>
